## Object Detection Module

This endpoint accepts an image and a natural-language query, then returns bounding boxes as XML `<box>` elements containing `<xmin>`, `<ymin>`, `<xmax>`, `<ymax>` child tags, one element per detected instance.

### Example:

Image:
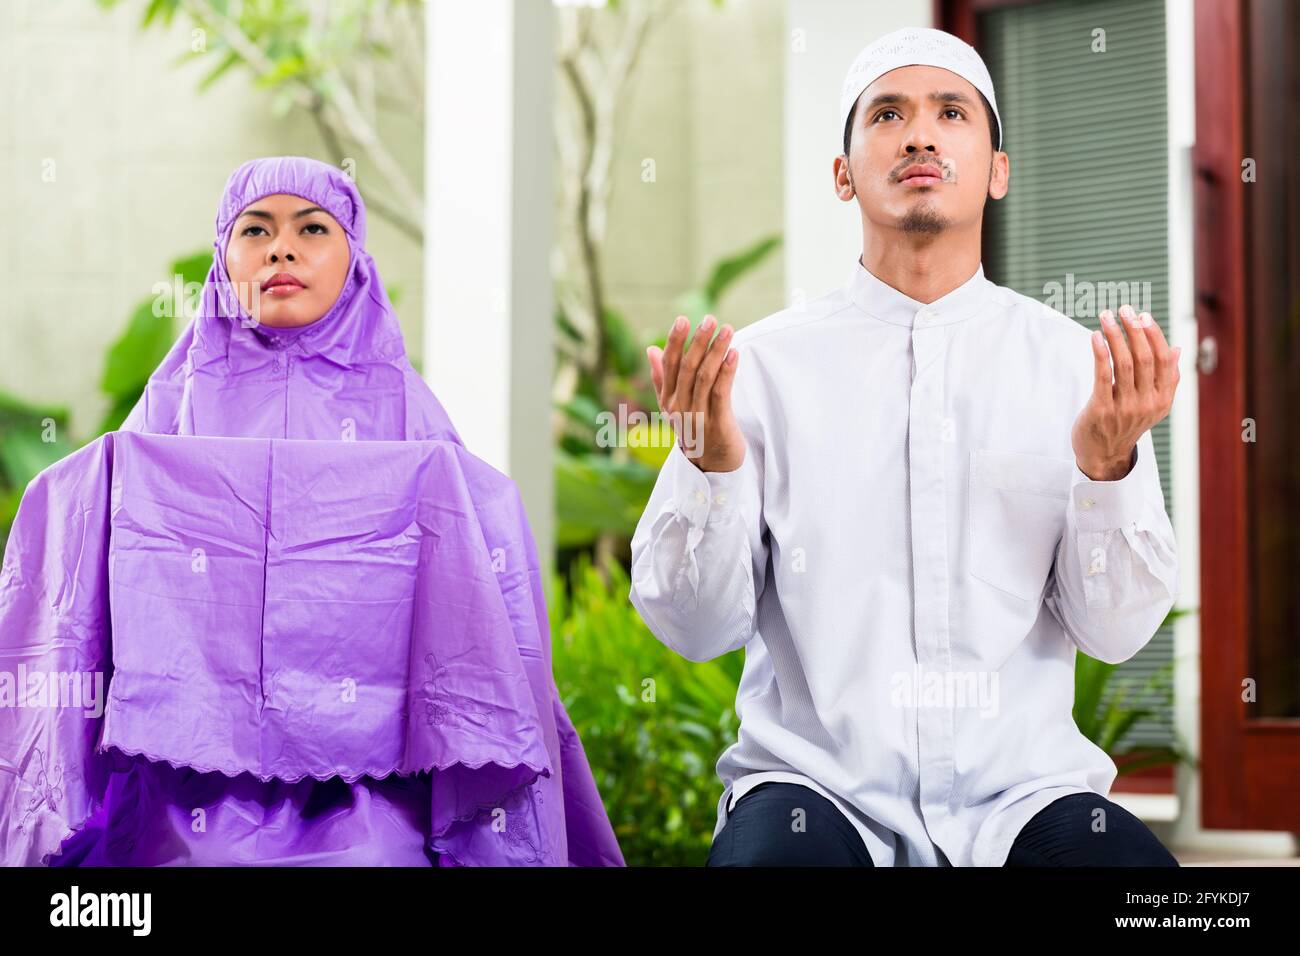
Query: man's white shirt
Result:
<box><xmin>628</xmin><ymin>259</ymin><xmax>1178</xmax><ymax>867</ymax></box>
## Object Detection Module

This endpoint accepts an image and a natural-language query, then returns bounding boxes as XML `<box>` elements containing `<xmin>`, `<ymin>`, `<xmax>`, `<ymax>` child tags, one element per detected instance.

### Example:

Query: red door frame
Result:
<box><xmin>1192</xmin><ymin>0</ymin><xmax>1300</xmax><ymax>831</ymax></box>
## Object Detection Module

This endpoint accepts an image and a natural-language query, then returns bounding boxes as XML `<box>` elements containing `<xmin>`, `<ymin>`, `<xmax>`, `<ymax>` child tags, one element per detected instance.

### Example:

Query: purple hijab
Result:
<box><xmin>0</xmin><ymin>157</ymin><xmax>624</xmax><ymax>867</ymax></box>
<box><xmin>122</xmin><ymin>155</ymin><xmax>461</xmax><ymax>442</ymax></box>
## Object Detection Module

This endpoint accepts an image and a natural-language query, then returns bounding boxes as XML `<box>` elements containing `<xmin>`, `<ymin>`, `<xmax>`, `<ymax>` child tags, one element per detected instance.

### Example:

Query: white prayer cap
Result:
<box><xmin>840</xmin><ymin>27</ymin><xmax>1002</xmax><ymax>151</ymax></box>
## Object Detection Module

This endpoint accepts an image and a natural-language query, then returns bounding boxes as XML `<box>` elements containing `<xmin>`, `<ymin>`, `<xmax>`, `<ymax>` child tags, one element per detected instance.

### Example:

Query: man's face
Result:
<box><xmin>835</xmin><ymin>65</ymin><xmax>1008</xmax><ymax>236</ymax></box>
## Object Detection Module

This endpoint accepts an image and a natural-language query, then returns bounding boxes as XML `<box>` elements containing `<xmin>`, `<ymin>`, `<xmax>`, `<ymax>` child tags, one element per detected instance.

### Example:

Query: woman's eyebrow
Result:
<box><xmin>236</xmin><ymin>206</ymin><xmax>330</xmax><ymax>221</ymax></box>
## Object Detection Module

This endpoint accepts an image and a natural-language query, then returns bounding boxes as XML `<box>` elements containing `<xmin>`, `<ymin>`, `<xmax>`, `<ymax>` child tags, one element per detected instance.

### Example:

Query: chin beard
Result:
<box><xmin>899</xmin><ymin>201</ymin><xmax>950</xmax><ymax>235</ymax></box>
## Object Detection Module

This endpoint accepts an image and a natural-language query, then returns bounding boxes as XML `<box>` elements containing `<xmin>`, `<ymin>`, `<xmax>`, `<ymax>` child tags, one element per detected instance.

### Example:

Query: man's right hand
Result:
<box><xmin>646</xmin><ymin>314</ymin><xmax>746</xmax><ymax>473</ymax></box>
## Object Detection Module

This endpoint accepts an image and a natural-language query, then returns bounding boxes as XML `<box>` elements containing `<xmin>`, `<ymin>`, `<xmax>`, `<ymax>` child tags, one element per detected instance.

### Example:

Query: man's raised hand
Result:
<box><xmin>646</xmin><ymin>314</ymin><xmax>746</xmax><ymax>473</ymax></box>
<box><xmin>1071</xmin><ymin>304</ymin><xmax>1181</xmax><ymax>481</ymax></box>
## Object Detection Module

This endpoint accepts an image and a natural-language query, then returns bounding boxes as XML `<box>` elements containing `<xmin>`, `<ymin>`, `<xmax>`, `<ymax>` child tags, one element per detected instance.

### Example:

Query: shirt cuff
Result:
<box><xmin>669</xmin><ymin>444</ymin><xmax>743</xmax><ymax>528</ymax></box>
<box><xmin>1070</xmin><ymin>444</ymin><xmax>1148</xmax><ymax>533</ymax></box>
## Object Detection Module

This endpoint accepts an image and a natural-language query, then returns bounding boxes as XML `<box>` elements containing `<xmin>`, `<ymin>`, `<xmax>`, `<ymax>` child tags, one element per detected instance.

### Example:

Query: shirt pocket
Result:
<box><xmin>968</xmin><ymin>448</ymin><xmax>1074</xmax><ymax>602</ymax></box>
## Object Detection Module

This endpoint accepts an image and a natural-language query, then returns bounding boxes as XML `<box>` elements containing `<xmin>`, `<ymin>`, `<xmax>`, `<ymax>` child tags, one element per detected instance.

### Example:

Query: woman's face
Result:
<box><xmin>224</xmin><ymin>193</ymin><xmax>351</xmax><ymax>329</ymax></box>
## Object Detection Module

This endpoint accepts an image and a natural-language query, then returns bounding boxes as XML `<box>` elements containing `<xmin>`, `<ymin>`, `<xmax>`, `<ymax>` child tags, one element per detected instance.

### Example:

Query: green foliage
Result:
<box><xmin>549</xmin><ymin>556</ymin><xmax>743</xmax><ymax>866</ymax></box>
<box><xmin>1073</xmin><ymin>606</ymin><xmax>1195</xmax><ymax>775</ymax></box>
<box><xmin>94</xmin><ymin>251</ymin><xmax>204</xmax><ymax>433</ymax></box>
<box><xmin>673</xmin><ymin>235</ymin><xmax>781</xmax><ymax>325</ymax></box>
<box><xmin>98</xmin><ymin>0</ymin><xmax>419</xmax><ymax>106</ymax></box>
<box><xmin>0</xmin><ymin>394</ymin><xmax>75</xmax><ymax>551</ymax></box>
<box><xmin>554</xmin><ymin>449</ymin><xmax>657</xmax><ymax>549</ymax></box>
<box><xmin>600</xmin><ymin>306</ymin><xmax>646</xmax><ymax>380</ymax></box>
<box><xmin>555</xmin><ymin>235</ymin><xmax>781</xmax><ymax>552</ymax></box>
<box><xmin>100</xmin><ymin>301</ymin><xmax>176</xmax><ymax>398</ymax></box>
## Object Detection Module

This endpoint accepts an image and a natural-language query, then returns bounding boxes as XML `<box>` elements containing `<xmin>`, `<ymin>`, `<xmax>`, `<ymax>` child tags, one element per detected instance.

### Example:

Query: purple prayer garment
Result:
<box><xmin>0</xmin><ymin>157</ymin><xmax>623</xmax><ymax>867</ymax></box>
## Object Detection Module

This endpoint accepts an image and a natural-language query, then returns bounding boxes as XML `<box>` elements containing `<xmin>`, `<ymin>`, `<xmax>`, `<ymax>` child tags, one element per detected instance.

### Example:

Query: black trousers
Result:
<box><xmin>706</xmin><ymin>782</ymin><xmax>1179</xmax><ymax>867</ymax></box>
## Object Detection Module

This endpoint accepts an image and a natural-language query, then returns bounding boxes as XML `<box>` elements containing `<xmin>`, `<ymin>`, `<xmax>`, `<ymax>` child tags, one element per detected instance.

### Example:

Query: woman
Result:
<box><xmin>0</xmin><ymin>156</ymin><xmax>623</xmax><ymax>867</ymax></box>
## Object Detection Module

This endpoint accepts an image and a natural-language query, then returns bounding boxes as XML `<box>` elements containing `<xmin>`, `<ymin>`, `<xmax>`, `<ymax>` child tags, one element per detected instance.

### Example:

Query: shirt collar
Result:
<box><xmin>846</xmin><ymin>257</ymin><xmax>993</xmax><ymax>329</ymax></box>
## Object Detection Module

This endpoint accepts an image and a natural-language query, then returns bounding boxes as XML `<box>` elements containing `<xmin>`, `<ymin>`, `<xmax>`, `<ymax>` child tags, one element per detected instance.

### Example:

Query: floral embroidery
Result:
<box><xmin>497</xmin><ymin>783</ymin><xmax>551</xmax><ymax>864</ymax></box>
<box><xmin>16</xmin><ymin>748</ymin><xmax>77</xmax><ymax>834</ymax></box>
<box><xmin>422</xmin><ymin>652</ymin><xmax>493</xmax><ymax>728</ymax></box>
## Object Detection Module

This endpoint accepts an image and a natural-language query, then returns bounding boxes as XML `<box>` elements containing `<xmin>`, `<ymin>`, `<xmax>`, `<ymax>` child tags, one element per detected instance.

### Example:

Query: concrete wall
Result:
<box><xmin>602</xmin><ymin>0</ymin><xmax>787</xmax><ymax>340</ymax></box>
<box><xmin>0</xmin><ymin>0</ymin><xmax>425</xmax><ymax>438</ymax></box>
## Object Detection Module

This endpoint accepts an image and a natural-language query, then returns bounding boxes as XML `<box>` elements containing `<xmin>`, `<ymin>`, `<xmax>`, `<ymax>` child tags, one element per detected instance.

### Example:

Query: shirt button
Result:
<box><xmin>714</xmin><ymin>494</ymin><xmax>728</xmax><ymax>505</ymax></box>
<box><xmin>694</xmin><ymin>490</ymin><xmax>706</xmax><ymax>503</ymax></box>
<box><xmin>1080</xmin><ymin>497</ymin><xmax>1095</xmax><ymax>510</ymax></box>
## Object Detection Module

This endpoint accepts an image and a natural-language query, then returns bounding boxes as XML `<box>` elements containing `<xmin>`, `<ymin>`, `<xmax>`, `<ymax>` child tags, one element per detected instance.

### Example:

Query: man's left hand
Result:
<box><xmin>1071</xmin><ymin>304</ymin><xmax>1181</xmax><ymax>482</ymax></box>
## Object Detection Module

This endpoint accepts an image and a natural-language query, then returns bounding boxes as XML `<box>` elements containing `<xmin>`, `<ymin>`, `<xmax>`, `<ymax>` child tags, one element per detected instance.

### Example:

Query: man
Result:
<box><xmin>628</xmin><ymin>27</ymin><xmax>1181</xmax><ymax>867</ymax></box>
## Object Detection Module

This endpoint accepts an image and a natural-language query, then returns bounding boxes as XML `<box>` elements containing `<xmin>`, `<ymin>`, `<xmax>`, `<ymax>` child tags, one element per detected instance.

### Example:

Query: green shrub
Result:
<box><xmin>549</xmin><ymin>556</ymin><xmax>743</xmax><ymax>866</ymax></box>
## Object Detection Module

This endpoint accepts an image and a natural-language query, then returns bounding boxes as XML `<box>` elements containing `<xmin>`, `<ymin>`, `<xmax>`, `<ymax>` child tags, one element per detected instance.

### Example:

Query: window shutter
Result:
<box><xmin>981</xmin><ymin>0</ymin><xmax>1174</xmax><ymax>751</ymax></box>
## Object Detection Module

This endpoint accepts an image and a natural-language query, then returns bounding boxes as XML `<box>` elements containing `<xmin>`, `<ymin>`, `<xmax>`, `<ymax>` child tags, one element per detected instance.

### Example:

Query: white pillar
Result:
<box><xmin>426</xmin><ymin>0</ymin><xmax>555</xmax><ymax>563</ymax></box>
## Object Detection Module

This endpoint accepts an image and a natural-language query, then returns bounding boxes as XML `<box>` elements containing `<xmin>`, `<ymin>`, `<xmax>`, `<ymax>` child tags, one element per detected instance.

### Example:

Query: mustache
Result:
<box><xmin>890</xmin><ymin>157</ymin><xmax>954</xmax><ymax>182</ymax></box>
